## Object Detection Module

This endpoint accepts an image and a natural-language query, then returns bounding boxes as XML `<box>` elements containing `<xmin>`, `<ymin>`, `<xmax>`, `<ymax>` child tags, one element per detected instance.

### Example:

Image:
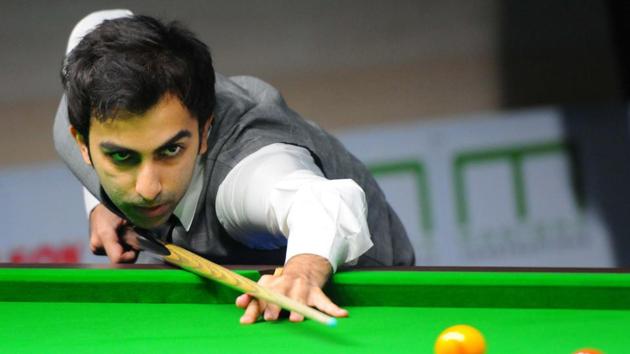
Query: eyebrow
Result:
<box><xmin>99</xmin><ymin>130</ymin><xmax>193</xmax><ymax>152</ymax></box>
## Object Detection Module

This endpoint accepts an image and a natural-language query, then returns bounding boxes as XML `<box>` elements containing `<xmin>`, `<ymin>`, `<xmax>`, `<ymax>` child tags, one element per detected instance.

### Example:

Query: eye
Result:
<box><xmin>110</xmin><ymin>151</ymin><xmax>131</xmax><ymax>163</ymax></box>
<box><xmin>160</xmin><ymin>145</ymin><xmax>183</xmax><ymax>158</ymax></box>
<box><xmin>103</xmin><ymin>149</ymin><xmax>138</xmax><ymax>166</ymax></box>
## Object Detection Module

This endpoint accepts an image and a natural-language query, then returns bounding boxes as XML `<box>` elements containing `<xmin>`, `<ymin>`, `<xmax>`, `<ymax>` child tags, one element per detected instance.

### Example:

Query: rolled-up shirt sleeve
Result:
<box><xmin>83</xmin><ymin>187</ymin><xmax>100</xmax><ymax>218</ymax></box>
<box><xmin>215</xmin><ymin>143</ymin><xmax>373</xmax><ymax>272</ymax></box>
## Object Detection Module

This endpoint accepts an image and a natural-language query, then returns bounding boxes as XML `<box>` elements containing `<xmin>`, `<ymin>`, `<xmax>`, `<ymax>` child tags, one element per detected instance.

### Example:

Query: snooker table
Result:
<box><xmin>0</xmin><ymin>265</ymin><xmax>629</xmax><ymax>354</ymax></box>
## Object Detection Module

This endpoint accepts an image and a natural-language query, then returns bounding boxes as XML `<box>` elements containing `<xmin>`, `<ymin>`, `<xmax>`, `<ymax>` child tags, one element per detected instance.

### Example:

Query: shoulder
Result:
<box><xmin>224</xmin><ymin>74</ymin><xmax>286</xmax><ymax>107</ymax></box>
<box><xmin>213</xmin><ymin>74</ymin><xmax>289</xmax><ymax>123</ymax></box>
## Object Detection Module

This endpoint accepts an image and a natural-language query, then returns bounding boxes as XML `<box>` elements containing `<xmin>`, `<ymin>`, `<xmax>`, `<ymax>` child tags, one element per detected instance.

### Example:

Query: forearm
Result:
<box><xmin>216</xmin><ymin>144</ymin><xmax>374</xmax><ymax>272</ymax></box>
<box><xmin>277</xmin><ymin>173</ymin><xmax>373</xmax><ymax>271</ymax></box>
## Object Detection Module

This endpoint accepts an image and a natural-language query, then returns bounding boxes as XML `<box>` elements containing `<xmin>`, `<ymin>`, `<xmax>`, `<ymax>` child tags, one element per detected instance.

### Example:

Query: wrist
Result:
<box><xmin>88</xmin><ymin>203</ymin><xmax>103</xmax><ymax>220</ymax></box>
<box><xmin>283</xmin><ymin>253</ymin><xmax>332</xmax><ymax>288</ymax></box>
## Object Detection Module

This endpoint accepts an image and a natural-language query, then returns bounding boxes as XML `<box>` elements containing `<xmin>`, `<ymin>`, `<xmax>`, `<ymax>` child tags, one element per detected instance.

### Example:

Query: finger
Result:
<box><xmin>289</xmin><ymin>311</ymin><xmax>304</xmax><ymax>322</ymax></box>
<box><xmin>118</xmin><ymin>249</ymin><xmax>138</xmax><ymax>263</ymax></box>
<box><xmin>240</xmin><ymin>298</ymin><xmax>261</xmax><ymax>324</ymax></box>
<box><xmin>264</xmin><ymin>301</ymin><xmax>282</xmax><ymax>321</ymax></box>
<box><xmin>100</xmin><ymin>231</ymin><xmax>125</xmax><ymax>264</ymax></box>
<box><xmin>262</xmin><ymin>276</ymin><xmax>291</xmax><ymax>321</ymax></box>
<box><xmin>89</xmin><ymin>234</ymin><xmax>105</xmax><ymax>255</ymax></box>
<box><xmin>309</xmin><ymin>288</ymin><xmax>348</xmax><ymax>318</ymax></box>
<box><xmin>235</xmin><ymin>294</ymin><xmax>253</xmax><ymax>309</ymax></box>
<box><xmin>257</xmin><ymin>274</ymin><xmax>273</xmax><ymax>285</ymax></box>
<box><xmin>287</xmin><ymin>281</ymin><xmax>310</xmax><ymax>322</ymax></box>
<box><xmin>111</xmin><ymin>228</ymin><xmax>139</xmax><ymax>263</ymax></box>
<box><xmin>120</xmin><ymin>228</ymin><xmax>142</xmax><ymax>251</ymax></box>
<box><xmin>253</xmin><ymin>275</ymin><xmax>272</xmax><ymax>318</ymax></box>
<box><xmin>257</xmin><ymin>298</ymin><xmax>268</xmax><ymax>320</ymax></box>
<box><xmin>243</xmin><ymin>276</ymin><xmax>281</xmax><ymax>322</ymax></box>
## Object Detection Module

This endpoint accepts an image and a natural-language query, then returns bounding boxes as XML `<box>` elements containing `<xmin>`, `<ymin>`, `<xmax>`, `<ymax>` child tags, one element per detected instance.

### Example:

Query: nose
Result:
<box><xmin>135</xmin><ymin>163</ymin><xmax>162</xmax><ymax>202</ymax></box>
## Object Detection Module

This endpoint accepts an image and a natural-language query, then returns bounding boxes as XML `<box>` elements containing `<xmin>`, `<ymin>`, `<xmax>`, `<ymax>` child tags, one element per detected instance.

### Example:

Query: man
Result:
<box><xmin>54</xmin><ymin>10</ymin><xmax>414</xmax><ymax>324</ymax></box>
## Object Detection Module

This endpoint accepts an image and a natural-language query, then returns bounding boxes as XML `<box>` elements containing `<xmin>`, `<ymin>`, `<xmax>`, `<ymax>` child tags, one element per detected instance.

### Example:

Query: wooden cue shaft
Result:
<box><xmin>162</xmin><ymin>244</ymin><xmax>336</xmax><ymax>326</ymax></box>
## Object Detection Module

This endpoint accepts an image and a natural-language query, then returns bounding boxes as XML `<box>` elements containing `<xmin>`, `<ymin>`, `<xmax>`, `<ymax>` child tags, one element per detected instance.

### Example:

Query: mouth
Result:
<box><xmin>134</xmin><ymin>204</ymin><xmax>170</xmax><ymax>219</ymax></box>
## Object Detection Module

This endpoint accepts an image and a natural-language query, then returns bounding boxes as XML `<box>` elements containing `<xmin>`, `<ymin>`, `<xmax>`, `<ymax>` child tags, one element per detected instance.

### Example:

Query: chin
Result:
<box><xmin>145</xmin><ymin>218</ymin><xmax>170</xmax><ymax>229</ymax></box>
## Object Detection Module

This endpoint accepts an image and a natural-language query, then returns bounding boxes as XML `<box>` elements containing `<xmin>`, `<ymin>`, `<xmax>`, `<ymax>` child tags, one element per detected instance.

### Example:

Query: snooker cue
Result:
<box><xmin>162</xmin><ymin>243</ymin><xmax>337</xmax><ymax>327</ymax></box>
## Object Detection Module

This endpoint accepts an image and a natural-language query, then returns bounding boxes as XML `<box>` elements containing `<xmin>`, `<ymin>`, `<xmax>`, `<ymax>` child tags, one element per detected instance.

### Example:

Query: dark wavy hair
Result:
<box><xmin>61</xmin><ymin>15</ymin><xmax>215</xmax><ymax>141</ymax></box>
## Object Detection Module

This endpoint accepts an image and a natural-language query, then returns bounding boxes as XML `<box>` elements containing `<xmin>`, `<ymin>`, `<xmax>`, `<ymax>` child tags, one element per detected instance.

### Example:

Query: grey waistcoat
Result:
<box><xmin>53</xmin><ymin>74</ymin><xmax>415</xmax><ymax>267</ymax></box>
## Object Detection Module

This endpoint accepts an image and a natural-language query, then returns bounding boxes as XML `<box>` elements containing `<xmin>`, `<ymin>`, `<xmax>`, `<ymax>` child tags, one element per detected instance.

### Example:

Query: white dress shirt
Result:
<box><xmin>84</xmin><ymin>143</ymin><xmax>373</xmax><ymax>271</ymax></box>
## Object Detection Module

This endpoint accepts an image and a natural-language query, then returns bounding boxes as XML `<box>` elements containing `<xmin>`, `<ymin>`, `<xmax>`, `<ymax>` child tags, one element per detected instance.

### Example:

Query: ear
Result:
<box><xmin>69</xmin><ymin>126</ymin><xmax>93</xmax><ymax>166</ymax></box>
<box><xmin>198</xmin><ymin>115</ymin><xmax>213</xmax><ymax>155</ymax></box>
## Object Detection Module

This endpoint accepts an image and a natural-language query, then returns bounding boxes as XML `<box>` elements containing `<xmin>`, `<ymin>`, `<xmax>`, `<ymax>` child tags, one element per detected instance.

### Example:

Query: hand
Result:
<box><xmin>235</xmin><ymin>253</ymin><xmax>348</xmax><ymax>324</ymax></box>
<box><xmin>89</xmin><ymin>203</ymin><xmax>140</xmax><ymax>263</ymax></box>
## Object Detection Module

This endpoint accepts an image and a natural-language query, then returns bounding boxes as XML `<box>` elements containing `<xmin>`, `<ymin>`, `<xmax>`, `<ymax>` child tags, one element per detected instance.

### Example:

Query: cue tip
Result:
<box><xmin>326</xmin><ymin>318</ymin><xmax>338</xmax><ymax>328</ymax></box>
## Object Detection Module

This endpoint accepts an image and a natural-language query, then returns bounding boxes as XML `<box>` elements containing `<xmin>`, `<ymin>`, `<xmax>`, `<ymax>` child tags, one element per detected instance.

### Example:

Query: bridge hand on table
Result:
<box><xmin>235</xmin><ymin>253</ymin><xmax>348</xmax><ymax>324</ymax></box>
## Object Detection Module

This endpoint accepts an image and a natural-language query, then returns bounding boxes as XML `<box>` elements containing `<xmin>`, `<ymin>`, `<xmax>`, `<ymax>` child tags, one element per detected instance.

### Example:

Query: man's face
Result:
<box><xmin>72</xmin><ymin>94</ymin><xmax>209</xmax><ymax>229</ymax></box>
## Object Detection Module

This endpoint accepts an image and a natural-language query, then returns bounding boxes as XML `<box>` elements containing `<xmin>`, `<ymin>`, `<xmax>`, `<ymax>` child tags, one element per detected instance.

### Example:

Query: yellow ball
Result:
<box><xmin>434</xmin><ymin>324</ymin><xmax>486</xmax><ymax>354</ymax></box>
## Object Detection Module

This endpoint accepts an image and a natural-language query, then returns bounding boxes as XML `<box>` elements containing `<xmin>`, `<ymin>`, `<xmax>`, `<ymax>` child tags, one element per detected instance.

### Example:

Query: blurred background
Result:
<box><xmin>1</xmin><ymin>0</ymin><xmax>629</xmax><ymax>267</ymax></box>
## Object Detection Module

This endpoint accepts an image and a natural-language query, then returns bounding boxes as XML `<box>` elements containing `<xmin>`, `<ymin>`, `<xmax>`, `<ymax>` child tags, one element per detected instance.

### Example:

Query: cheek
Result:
<box><xmin>164</xmin><ymin>154</ymin><xmax>197</xmax><ymax>193</ymax></box>
<box><xmin>97</xmin><ymin>171</ymin><xmax>133</xmax><ymax>201</ymax></box>
<box><xmin>92</xmin><ymin>160</ymin><xmax>136</xmax><ymax>200</ymax></box>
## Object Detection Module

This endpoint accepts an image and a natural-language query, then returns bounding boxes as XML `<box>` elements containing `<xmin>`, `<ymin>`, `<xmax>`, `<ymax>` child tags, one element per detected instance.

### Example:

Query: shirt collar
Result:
<box><xmin>173</xmin><ymin>156</ymin><xmax>205</xmax><ymax>231</ymax></box>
